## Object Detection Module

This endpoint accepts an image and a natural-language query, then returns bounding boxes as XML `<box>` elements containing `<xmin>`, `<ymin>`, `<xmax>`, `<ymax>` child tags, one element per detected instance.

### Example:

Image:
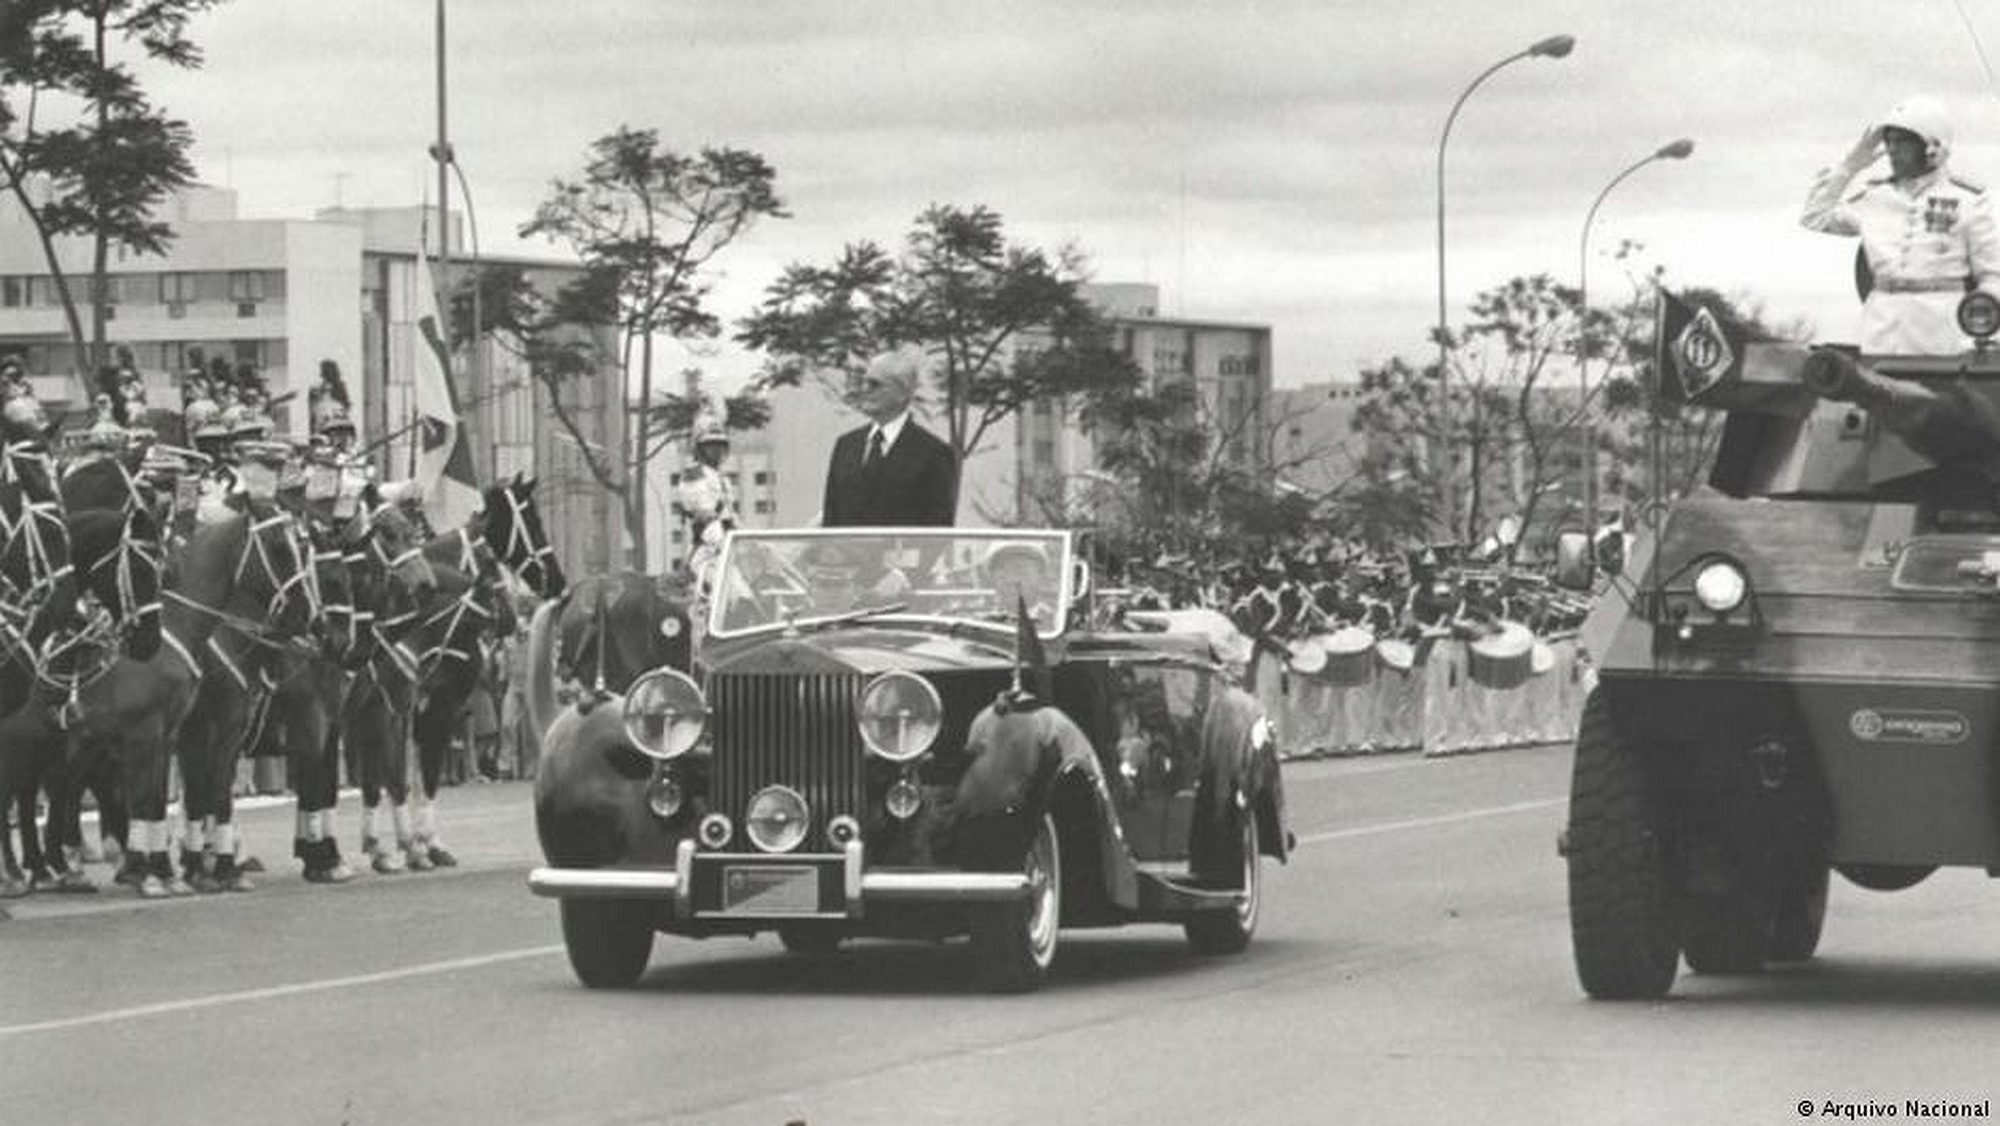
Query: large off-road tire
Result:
<box><xmin>1185</xmin><ymin>807</ymin><xmax>1262</xmax><ymax>955</ymax></box>
<box><xmin>970</xmin><ymin>813</ymin><xmax>1061</xmax><ymax>993</ymax></box>
<box><xmin>1680</xmin><ymin>891</ymin><xmax>1770</xmax><ymax>974</ymax></box>
<box><xmin>1836</xmin><ymin>863</ymin><xmax>1936</xmax><ymax>892</ymax></box>
<box><xmin>559</xmin><ymin>899</ymin><xmax>654</xmax><ymax>988</ymax></box>
<box><xmin>1769</xmin><ymin>858</ymin><xmax>1830</xmax><ymax>962</ymax></box>
<box><xmin>1566</xmin><ymin>689</ymin><xmax>1680</xmax><ymax>1000</ymax></box>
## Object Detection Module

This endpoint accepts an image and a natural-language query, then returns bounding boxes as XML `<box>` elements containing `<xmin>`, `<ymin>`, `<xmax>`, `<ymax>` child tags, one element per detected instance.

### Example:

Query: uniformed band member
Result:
<box><xmin>1801</xmin><ymin>94</ymin><xmax>2000</xmax><ymax>354</ymax></box>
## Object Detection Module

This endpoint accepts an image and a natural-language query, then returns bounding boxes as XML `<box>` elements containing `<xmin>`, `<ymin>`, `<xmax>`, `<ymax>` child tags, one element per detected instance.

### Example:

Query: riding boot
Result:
<box><xmin>424</xmin><ymin>836</ymin><xmax>458</xmax><ymax>868</ymax></box>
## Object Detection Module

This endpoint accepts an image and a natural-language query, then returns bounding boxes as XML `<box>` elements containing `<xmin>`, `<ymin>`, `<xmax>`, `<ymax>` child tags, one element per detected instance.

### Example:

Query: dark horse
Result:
<box><xmin>264</xmin><ymin>492</ymin><xmax>436</xmax><ymax>882</ymax></box>
<box><xmin>0</xmin><ymin>433</ymin><xmax>80</xmax><ymax>895</ymax></box>
<box><xmin>346</xmin><ymin>475</ymin><xmax>564</xmax><ymax>870</ymax></box>
<box><xmin>5</xmin><ymin>443</ymin><xmax>171</xmax><ymax>894</ymax></box>
<box><xmin>165</xmin><ymin>501</ymin><xmax>322</xmax><ymax>892</ymax></box>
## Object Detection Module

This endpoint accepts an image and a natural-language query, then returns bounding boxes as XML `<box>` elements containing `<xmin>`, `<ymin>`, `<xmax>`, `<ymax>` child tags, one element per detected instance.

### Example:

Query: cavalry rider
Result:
<box><xmin>304</xmin><ymin>360</ymin><xmax>371</xmax><ymax>521</ymax></box>
<box><xmin>1802</xmin><ymin>94</ymin><xmax>2000</xmax><ymax>354</ymax></box>
<box><xmin>671</xmin><ymin>417</ymin><xmax>739</xmax><ymax>595</ymax></box>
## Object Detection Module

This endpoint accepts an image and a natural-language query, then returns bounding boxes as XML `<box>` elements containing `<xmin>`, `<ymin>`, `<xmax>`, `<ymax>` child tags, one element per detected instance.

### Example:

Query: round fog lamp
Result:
<box><xmin>1959</xmin><ymin>290</ymin><xmax>2000</xmax><ymax>339</ymax></box>
<box><xmin>746</xmin><ymin>786</ymin><xmax>810</xmax><ymax>853</ymax></box>
<box><xmin>1693</xmin><ymin>561</ymin><xmax>1747</xmax><ymax>613</ymax></box>
<box><xmin>647</xmin><ymin>773</ymin><xmax>685</xmax><ymax>819</ymax></box>
<box><xmin>622</xmin><ymin>668</ymin><xmax>707</xmax><ymax>761</ymax></box>
<box><xmin>858</xmin><ymin>671</ymin><xmax>943</xmax><ymax>762</ymax></box>
<box><xmin>827</xmin><ymin>815</ymin><xmax>862</xmax><ymax>848</ymax></box>
<box><xmin>698</xmin><ymin>812</ymin><xmax>734</xmax><ymax>850</ymax></box>
<box><xmin>885</xmin><ymin>777</ymin><xmax>923</xmax><ymax>821</ymax></box>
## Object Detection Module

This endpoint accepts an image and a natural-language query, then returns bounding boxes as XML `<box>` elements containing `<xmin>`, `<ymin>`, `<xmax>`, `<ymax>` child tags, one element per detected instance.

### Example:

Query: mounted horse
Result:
<box><xmin>263</xmin><ymin>488</ymin><xmax>436</xmax><ymax>883</ymax></box>
<box><xmin>346</xmin><ymin>474</ymin><xmax>564</xmax><ymax>871</ymax></box>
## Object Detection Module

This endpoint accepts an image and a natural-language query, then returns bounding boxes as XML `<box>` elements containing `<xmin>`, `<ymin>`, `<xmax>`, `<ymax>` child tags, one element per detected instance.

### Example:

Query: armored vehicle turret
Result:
<box><xmin>1559</xmin><ymin>290</ymin><xmax>2000</xmax><ymax>999</ymax></box>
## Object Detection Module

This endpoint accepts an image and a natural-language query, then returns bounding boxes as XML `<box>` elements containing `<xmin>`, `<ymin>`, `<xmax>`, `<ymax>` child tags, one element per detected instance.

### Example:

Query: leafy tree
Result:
<box><xmin>0</xmin><ymin>0</ymin><xmax>215</xmax><ymax>378</ymax></box>
<box><xmin>517</xmin><ymin>128</ymin><xmax>786</xmax><ymax>567</ymax></box>
<box><xmin>736</xmin><ymin>203</ymin><xmax>1145</xmax><ymax>509</ymax></box>
<box><xmin>1047</xmin><ymin>380</ymin><xmax>1327</xmax><ymax>565</ymax></box>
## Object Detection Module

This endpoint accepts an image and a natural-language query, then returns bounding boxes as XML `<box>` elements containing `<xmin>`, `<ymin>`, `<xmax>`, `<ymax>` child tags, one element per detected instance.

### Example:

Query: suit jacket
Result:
<box><xmin>822</xmin><ymin>419</ymin><xmax>957</xmax><ymax>527</ymax></box>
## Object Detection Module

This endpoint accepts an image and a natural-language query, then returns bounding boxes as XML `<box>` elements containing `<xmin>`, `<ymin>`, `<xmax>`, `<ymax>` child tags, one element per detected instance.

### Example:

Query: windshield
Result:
<box><xmin>708</xmin><ymin>529</ymin><xmax>1072</xmax><ymax>638</ymax></box>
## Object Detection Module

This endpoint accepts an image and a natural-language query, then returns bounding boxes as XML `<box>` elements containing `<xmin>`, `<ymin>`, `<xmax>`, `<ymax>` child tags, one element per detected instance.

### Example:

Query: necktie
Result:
<box><xmin>865</xmin><ymin>428</ymin><xmax>885</xmax><ymax>467</ymax></box>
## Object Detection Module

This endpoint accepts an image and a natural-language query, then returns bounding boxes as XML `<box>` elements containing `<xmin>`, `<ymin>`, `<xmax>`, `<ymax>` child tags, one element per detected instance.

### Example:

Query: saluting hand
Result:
<box><xmin>1844</xmin><ymin>123</ymin><xmax>1884</xmax><ymax>171</ymax></box>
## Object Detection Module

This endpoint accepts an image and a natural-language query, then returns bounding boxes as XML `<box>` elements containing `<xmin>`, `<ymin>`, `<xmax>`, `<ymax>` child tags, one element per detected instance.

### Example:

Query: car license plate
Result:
<box><xmin>721</xmin><ymin>865</ymin><xmax>820</xmax><ymax>914</ymax></box>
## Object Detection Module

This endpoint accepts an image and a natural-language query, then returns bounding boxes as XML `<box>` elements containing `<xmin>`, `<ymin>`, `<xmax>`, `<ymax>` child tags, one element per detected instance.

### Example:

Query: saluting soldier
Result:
<box><xmin>1802</xmin><ymin>94</ymin><xmax>2000</xmax><ymax>354</ymax></box>
<box><xmin>672</xmin><ymin>417</ymin><xmax>739</xmax><ymax>593</ymax></box>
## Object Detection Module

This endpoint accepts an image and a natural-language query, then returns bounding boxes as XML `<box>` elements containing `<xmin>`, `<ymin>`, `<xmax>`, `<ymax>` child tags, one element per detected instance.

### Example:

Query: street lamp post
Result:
<box><xmin>1576</xmin><ymin>137</ymin><xmax>1695</xmax><ymax>526</ymax></box>
<box><xmin>1435</xmin><ymin>33</ymin><xmax>1573</xmax><ymax>538</ymax></box>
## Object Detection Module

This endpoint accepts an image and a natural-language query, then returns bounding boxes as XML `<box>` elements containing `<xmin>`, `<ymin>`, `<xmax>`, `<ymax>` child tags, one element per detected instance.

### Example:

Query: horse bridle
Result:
<box><xmin>492</xmin><ymin>484</ymin><xmax>558</xmax><ymax>595</ymax></box>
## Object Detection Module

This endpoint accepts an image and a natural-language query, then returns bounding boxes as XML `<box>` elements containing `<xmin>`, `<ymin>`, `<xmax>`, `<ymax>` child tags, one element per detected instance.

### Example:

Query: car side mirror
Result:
<box><xmin>1554</xmin><ymin>530</ymin><xmax>1595</xmax><ymax>591</ymax></box>
<box><xmin>1070</xmin><ymin>558</ymin><xmax>1092</xmax><ymax>602</ymax></box>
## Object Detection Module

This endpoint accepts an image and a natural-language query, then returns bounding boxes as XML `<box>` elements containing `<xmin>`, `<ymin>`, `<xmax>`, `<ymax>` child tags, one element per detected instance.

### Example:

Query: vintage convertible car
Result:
<box><xmin>528</xmin><ymin>528</ymin><xmax>1292</xmax><ymax>992</ymax></box>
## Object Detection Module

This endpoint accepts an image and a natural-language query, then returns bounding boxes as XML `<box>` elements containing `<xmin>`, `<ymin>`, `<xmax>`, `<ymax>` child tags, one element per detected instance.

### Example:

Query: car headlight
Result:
<box><xmin>1693</xmin><ymin>560</ymin><xmax>1747</xmax><ymax>614</ymax></box>
<box><xmin>1959</xmin><ymin>289</ymin><xmax>2000</xmax><ymax>339</ymax></box>
<box><xmin>857</xmin><ymin>671</ymin><xmax>942</xmax><ymax>763</ymax></box>
<box><xmin>746</xmin><ymin>786</ymin><xmax>810</xmax><ymax>853</ymax></box>
<box><xmin>622</xmin><ymin>668</ymin><xmax>707</xmax><ymax>761</ymax></box>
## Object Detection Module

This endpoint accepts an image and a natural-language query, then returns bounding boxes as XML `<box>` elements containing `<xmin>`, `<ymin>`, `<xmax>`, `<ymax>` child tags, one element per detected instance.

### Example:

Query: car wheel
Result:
<box><xmin>971</xmin><ymin>812</ymin><xmax>1061</xmax><ymax>993</ymax></box>
<box><xmin>1565</xmin><ymin>689</ymin><xmax>1680</xmax><ymax>1000</ymax></box>
<box><xmin>1769</xmin><ymin>858</ymin><xmax>1830</xmax><ymax>962</ymax></box>
<box><xmin>1185</xmin><ymin>807</ymin><xmax>1261</xmax><ymax>955</ymax></box>
<box><xmin>1680</xmin><ymin>890</ymin><xmax>1771</xmax><ymax>975</ymax></box>
<box><xmin>778</xmin><ymin>923</ymin><xmax>845</xmax><ymax>957</ymax></box>
<box><xmin>559</xmin><ymin>899</ymin><xmax>654</xmax><ymax>988</ymax></box>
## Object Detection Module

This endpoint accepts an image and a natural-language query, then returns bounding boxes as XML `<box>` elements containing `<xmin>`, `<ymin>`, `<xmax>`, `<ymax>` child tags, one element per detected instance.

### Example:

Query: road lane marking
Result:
<box><xmin>0</xmin><ymin>944</ymin><xmax>564</xmax><ymax>1038</ymax></box>
<box><xmin>8</xmin><ymin>795</ymin><xmax>1568</xmax><ymax>1036</ymax></box>
<box><xmin>1295</xmin><ymin>796</ymin><xmax>1565</xmax><ymax>846</ymax></box>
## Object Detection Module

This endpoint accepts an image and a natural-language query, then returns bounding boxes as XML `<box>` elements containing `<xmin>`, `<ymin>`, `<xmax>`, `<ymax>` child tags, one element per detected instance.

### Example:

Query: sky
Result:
<box><xmin>124</xmin><ymin>0</ymin><xmax>2000</xmax><ymax>390</ymax></box>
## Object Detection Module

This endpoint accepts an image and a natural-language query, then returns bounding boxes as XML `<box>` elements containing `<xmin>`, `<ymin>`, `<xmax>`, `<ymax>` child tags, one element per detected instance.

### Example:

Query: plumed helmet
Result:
<box><xmin>693</xmin><ymin>421</ymin><xmax>729</xmax><ymax>447</ymax></box>
<box><xmin>1883</xmin><ymin>94</ymin><xmax>1954</xmax><ymax>165</ymax></box>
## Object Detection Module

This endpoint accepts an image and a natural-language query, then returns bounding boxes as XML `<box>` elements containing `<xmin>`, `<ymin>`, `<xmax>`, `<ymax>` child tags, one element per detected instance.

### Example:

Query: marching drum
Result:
<box><xmin>1467</xmin><ymin>620</ymin><xmax>1535</xmax><ymax>689</ymax></box>
<box><xmin>1285</xmin><ymin>635</ymin><xmax>1328</xmax><ymax>676</ymax></box>
<box><xmin>1374</xmin><ymin>636</ymin><xmax>1416</xmax><ymax>673</ymax></box>
<box><xmin>1316</xmin><ymin>625</ymin><xmax>1377</xmax><ymax>686</ymax></box>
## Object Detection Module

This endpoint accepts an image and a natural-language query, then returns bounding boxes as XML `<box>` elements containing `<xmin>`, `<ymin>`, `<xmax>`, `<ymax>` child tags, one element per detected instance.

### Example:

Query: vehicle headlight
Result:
<box><xmin>622</xmin><ymin>668</ymin><xmax>707</xmax><ymax>761</ymax></box>
<box><xmin>745</xmin><ymin>786</ymin><xmax>810</xmax><ymax>853</ymax></box>
<box><xmin>857</xmin><ymin>671</ymin><xmax>942</xmax><ymax>763</ymax></box>
<box><xmin>1693</xmin><ymin>560</ymin><xmax>1747</xmax><ymax>614</ymax></box>
<box><xmin>1960</xmin><ymin>290</ymin><xmax>2000</xmax><ymax>339</ymax></box>
<box><xmin>646</xmin><ymin>772</ymin><xmax>684</xmax><ymax>819</ymax></box>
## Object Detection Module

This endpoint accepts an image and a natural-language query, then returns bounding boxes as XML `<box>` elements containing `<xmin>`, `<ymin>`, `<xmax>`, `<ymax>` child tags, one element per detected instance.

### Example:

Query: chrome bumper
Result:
<box><xmin>527</xmin><ymin>839</ymin><xmax>1031</xmax><ymax>914</ymax></box>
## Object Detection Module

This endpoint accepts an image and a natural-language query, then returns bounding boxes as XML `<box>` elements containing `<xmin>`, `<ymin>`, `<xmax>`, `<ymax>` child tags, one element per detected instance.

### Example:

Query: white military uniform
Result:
<box><xmin>674</xmin><ymin>461</ymin><xmax>737</xmax><ymax>596</ymax></box>
<box><xmin>1802</xmin><ymin>162</ymin><xmax>2000</xmax><ymax>354</ymax></box>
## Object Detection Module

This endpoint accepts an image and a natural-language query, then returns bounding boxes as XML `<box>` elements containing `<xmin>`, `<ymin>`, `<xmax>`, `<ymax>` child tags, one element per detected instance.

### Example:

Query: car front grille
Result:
<box><xmin>708</xmin><ymin>672</ymin><xmax>869</xmax><ymax>850</ymax></box>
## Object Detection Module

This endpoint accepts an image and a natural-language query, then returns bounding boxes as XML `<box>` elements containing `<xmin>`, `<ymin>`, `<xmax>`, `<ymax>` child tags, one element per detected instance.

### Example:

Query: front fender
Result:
<box><xmin>1196</xmin><ymin>686</ymin><xmax>1290</xmax><ymax>867</ymax></box>
<box><xmin>532</xmin><ymin>695</ymin><xmax>655</xmax><ymax>868</ymax></box>
<box><xmin>945</xmin><ymin>703</ymin><xmax>1102</xmax><ymax>858</ymax></box>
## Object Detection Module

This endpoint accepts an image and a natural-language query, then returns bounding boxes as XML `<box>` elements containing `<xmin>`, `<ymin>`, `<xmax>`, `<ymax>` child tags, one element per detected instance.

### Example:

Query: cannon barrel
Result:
<box><xmin>1802</xmin><ymin>348</ymin><xmax>2000</xmax><ymax>467</ymax></box>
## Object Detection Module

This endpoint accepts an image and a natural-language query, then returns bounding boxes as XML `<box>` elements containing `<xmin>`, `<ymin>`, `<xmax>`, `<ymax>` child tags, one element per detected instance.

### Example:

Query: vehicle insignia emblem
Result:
<box><xmin>1849</xmin><ymin>707</ymin><xmax>1968</xmax><ymax>744</ymax></box>
<box><xmin>1674</xmin><ymin>308</ymin><xmax>1734</xmax><ymax>400</ymax></box>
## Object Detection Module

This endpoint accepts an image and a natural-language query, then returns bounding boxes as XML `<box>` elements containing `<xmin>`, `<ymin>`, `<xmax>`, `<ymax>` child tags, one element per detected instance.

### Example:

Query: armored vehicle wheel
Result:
<box><xmin>1566</xmin><ymin>690</ymin><xmax>1680</xmax><ymax>999</ymax></box>
<box><xmin>971</xmin><ymin>812</ymin><xmax>1061</xmax><ymax>993</ymax></box>
<box><xmin>1185</xmin><ymin>809</ymin><xmax>1262</xmax><ymax>955</ymax></box>
<box><xmin>560</xmin><ymin>899</ymin><xmax>654</xmax><ymax>988</ymax></box>
<box><xmin>1680</xmin><ymin>892</ymin><xmax>1771</xmax><ymax>974</ymax></box>
<box><xmin>1836</xmin><ymin>863</ymin><xmax>1936</xmax><ymax>892</ymax></box>
<box><xmin>1770</xmin><ymin>859</ymin><xmax>1830</xmax><ymax>962</ymax></box>
<box><xmin>778</xmin><ymin>923</ymin><xmax>845</xmax><ymax>957</ymax></box>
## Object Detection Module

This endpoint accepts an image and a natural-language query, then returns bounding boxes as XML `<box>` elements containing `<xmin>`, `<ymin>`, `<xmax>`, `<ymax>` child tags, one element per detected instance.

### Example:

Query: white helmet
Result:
<box><xmin>1883</xmin><ymin>94</ymin><xmax>1954</xmax><ymax>166</ymax></box>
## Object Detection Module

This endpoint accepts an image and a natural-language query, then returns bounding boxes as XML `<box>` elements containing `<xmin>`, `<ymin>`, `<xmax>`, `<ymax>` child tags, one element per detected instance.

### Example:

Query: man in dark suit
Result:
<box><xmin>822</xmin><ymin>348</ymin><xmax>957</xmax><ymax>527</ymax></box>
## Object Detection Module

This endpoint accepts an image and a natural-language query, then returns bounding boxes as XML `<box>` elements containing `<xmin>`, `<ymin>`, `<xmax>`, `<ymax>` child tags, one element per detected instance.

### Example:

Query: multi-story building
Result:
<box><xmin>0</xmin><ymin>185</ymin><xmax>625</xmax><ymax>577</ymax></box>
<box><xmin>752</xmin><ymin>282</ymin><xmax>1274</xmax><ymax>529</ymax></box>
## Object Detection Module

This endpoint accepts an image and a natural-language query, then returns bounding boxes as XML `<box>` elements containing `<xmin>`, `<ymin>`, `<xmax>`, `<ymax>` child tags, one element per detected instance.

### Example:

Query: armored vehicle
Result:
<box><xmin>1559</xmin><ymin>290</ymin><xmax>2000</xmax><ymax>999</ymax></box>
